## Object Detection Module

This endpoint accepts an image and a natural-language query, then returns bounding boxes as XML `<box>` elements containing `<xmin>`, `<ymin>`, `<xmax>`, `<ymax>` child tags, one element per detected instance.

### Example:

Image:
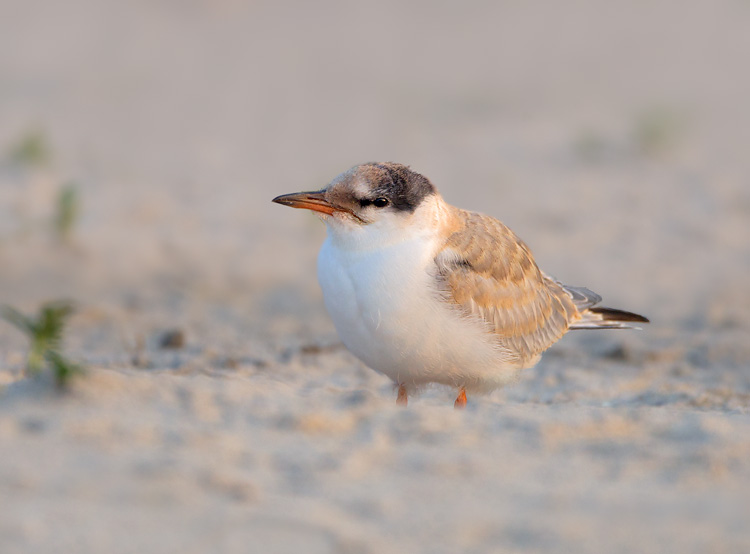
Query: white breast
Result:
<box><xmin>317</xmin><ymin>228</ymin><xmax>521</xmax><ymax>393</ymax></box>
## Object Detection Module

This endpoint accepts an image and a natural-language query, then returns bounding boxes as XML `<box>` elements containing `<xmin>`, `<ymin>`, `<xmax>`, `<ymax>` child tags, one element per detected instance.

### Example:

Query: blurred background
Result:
<box><xmin>1</xmin><ymin>0</ymin><xmax>749</xmax><ymax>352</ymax></box>
<box><xmin>1</xmin><ymin>1</ymin><xmax>749</xmax><ymax>552</ymax></box>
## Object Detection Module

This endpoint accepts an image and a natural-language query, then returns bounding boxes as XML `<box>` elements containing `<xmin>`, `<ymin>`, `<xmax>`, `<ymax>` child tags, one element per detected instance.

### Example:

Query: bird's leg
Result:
<box><xmin>396</xmin><ymin>384</ymin><xmax>408</xmax><ymax>407</ymax></box>
<box><xmin>454</xmin><ymin>387</ymin><xmax>467</xmax><ymax>409</ymax></box>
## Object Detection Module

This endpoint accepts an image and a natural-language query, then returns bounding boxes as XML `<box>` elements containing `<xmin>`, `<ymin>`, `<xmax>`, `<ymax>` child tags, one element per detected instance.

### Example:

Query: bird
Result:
<box><xmin>272</xmin><ymin>162</ymin><xmax>648</xmax><ymax>408</ymax></box>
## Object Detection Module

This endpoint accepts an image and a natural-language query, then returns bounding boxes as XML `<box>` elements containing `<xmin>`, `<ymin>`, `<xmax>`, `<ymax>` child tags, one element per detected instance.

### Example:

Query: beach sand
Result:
<box><xmin>1</xmin><ymin>1</ymin><xmax>749</xmax><ymax>552</ymax></box>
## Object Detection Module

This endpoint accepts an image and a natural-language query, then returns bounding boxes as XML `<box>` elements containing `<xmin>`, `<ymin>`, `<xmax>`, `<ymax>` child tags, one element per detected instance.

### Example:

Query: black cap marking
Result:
<box><xmin>364</xmin><ymin>162</ymin><xmax>436</xmax><ymax>213</ymax></box>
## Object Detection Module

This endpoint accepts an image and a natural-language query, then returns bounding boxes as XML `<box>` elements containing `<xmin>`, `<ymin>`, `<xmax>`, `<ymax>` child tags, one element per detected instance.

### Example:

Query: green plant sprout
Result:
<box><xmin>55</xmin><ymin>184</ymin><xmax>80</xmax><ymax>242</ymax></box>
<box><xmin>1</xmin><ymin>301</ymin><xmax>83</xmax><ymax>388</ymax></box>
<box><xmin>634</xmin><ymin>107</ymin><xmax>686</xmax><ymax>157</ymax></box>
<box><xmin>8</xmin><ymin>129</ymin><xmax>52</xmax><ymax>167</ymax></box>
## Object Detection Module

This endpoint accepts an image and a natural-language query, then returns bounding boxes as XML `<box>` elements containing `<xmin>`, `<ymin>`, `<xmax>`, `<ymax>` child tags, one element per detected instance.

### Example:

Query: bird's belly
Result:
<box><xmin>317</xmin><ymin>238</ymin><xmax>519</xmax><ymax>392</ymax></box>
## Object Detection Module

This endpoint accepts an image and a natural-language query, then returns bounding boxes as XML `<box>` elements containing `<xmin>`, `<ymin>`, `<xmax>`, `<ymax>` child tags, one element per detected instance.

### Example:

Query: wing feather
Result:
<box><xmin>435</xmin><ymin>209</ymin><xmax>580</xmax><ymax>367</ymax></box>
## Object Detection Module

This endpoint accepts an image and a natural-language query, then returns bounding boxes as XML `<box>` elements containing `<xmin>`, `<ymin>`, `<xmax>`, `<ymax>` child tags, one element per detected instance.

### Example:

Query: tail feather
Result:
<box><xmin>570</xmin><ymin>306</ymin><xmax>650</xmax><ymax>330</ymax></box>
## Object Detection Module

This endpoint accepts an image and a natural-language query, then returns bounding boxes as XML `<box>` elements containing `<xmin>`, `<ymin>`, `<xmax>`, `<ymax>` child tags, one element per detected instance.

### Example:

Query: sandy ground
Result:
<box><xmin>1</xmin><ymin>0</ymin><xmax>750</xmax><ymax>552</ymax></box>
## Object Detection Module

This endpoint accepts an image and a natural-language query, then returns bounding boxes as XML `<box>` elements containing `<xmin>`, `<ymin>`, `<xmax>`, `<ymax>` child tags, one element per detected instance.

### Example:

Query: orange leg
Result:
<box><xmin>454</xmin><ymin>387</ymin><xmax>467</xmax><ymax>409</ymax></box>
<box><xmin>396</xmin><ymin>384</ymin><xmax>408</xmax><ymax>407</ymax></box>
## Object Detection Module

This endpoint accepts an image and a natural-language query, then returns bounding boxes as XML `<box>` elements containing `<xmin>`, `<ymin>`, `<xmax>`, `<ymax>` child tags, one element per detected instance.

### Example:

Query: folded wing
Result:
<box><xmin>434</xmin><ymin>210</ymin><xmax>581</xmax><ymax>367</ymax></box>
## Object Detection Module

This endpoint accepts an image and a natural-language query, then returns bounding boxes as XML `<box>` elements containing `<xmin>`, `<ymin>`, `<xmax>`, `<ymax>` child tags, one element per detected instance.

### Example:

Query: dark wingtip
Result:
<box><xmin>590</xmin><ymin>307</ymin><xmax>650</xmax><ymax>324</ymax></box>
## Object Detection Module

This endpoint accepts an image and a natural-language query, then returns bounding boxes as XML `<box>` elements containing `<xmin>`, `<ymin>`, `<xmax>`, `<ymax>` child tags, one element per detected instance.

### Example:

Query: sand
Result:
<box><xmin>1</xmin><ymin>0</ymin><xmax>749</xmax><ymax>552</ymax></box>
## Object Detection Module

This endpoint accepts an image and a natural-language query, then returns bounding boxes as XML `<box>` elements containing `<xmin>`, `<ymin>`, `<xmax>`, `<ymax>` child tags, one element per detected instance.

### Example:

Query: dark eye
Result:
<box><xmin>373</xmin><ymin>197</ymin><xmax>389</xmax><ymax>208</ymax></box>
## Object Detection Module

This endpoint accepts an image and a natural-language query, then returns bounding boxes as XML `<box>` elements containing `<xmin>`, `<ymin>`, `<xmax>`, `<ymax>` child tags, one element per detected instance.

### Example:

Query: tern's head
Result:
<box><xmin>272</xmin><ymin>163</ymin><xmax>437</xmax><ymax>234</ymax></box>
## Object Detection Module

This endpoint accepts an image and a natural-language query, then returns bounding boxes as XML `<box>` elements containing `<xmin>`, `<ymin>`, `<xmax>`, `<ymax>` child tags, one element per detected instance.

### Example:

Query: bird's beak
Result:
<box><xmin>271</xmin><ymin>190</ymin><xmax>337</xmax><ymax>216</ymax></box>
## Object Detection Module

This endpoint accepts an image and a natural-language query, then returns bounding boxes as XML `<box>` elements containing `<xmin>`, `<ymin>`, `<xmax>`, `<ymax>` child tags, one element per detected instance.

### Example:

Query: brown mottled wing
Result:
<box><xmin>434</xmin><ymin>210</ymin><xmax>580</xmax><ymax>367</ymax></box>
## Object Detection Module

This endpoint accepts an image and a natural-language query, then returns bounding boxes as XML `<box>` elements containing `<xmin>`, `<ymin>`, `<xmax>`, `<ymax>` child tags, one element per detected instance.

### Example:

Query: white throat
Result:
<box><xmin>323</xmin><ymin>194</ymin><xmax>445</xmax><ymax>253</ymax></box>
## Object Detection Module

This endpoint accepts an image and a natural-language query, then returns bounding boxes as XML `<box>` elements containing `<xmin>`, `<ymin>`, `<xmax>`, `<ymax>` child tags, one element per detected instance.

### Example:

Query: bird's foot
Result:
<box><xmin>396</xmin><ymin>384</ymin><xmax>408</xmax><ymax>407</ymax></box>
<box><xmin>454</xmin><ymin>388</ymin><xmax>467</xmax><ymax>409</ymax></box>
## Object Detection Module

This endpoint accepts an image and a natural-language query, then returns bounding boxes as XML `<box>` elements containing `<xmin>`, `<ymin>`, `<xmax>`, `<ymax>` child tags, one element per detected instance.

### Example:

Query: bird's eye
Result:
<box><xmin>373</xmin><ymin>197</ymin><xmax>389</xmax><ymax>208</ymax></box>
